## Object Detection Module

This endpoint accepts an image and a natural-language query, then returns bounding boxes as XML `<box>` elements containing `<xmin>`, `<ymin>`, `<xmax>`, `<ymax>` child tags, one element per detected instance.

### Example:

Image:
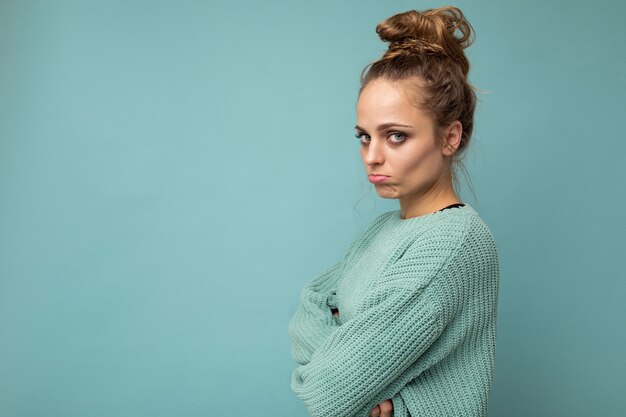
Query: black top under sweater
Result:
<box><xmin>437</xmin><ymin>203</ymin><xmax>465</xmax><ymax>212</ymax></box>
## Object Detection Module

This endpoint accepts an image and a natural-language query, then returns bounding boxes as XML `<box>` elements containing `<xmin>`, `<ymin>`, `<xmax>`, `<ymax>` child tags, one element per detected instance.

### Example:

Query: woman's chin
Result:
<box><xmin>374</xmin><ymin>187</ymin><xmax>399</xmax><ymax>199</ymax></box>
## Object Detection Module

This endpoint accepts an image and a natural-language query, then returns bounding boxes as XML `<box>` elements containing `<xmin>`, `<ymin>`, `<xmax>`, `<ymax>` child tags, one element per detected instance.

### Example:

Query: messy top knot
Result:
<box><xmin>359</xmin><ymin>6</ymin><xmax>478</xmax><ymax>196</ymax></box>
<box><xmin>376</xmin><ymin>7</ymin><xmax>474</xmax><ymax>77</ymax></box>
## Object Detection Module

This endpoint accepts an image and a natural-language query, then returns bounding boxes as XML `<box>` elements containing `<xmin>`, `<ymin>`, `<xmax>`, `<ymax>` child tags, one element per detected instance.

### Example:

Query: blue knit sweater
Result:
<box><xmin>288</xmin><ymin>204</ymin><xmax>500</xmax><ymax>417</ymax></box>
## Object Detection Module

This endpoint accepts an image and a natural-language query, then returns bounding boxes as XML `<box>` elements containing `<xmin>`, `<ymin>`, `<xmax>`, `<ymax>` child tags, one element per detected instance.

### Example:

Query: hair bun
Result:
<box><xmin>376</xmin><ymin>6</ymin><xmax>475</xmax><ymax>75</ymax></box>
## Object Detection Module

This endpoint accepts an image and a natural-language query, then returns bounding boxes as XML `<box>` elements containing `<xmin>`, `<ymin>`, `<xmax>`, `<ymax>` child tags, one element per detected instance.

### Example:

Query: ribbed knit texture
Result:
<box><xmin>288</xmin><ymin>203</ymin><xmax>499</xmax><ymax>417</ymax></box>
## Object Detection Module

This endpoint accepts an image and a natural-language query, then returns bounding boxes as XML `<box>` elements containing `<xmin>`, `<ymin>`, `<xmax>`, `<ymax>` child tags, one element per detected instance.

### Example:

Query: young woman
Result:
<box><xmin>288</xmin><ymin>6</ymin><xmax>499</xmax><ymax>417</ymax></box>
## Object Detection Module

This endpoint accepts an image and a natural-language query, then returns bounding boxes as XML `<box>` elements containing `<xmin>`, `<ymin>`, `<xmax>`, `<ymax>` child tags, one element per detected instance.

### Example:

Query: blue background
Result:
<box><xmin>1</xmin><ymin>0</ymin><xmax>624</xmax><ymax>416</ymax></box>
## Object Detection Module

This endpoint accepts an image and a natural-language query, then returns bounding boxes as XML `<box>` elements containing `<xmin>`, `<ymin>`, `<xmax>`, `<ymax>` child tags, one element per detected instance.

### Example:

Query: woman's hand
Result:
<box><xmin>331</xmin><ymin>309</ymin><xmax>393</xmax><ymax>416</ymax></box>
<box><xmin>370</xmin><ymin>399</ymin><xmax>394</xmax><ymax>417</ymax></box>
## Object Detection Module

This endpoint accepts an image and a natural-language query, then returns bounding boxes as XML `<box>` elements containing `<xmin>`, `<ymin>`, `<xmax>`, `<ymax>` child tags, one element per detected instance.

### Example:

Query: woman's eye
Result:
<box><xmin>355</xmin><ymin>133</ymin><xmax>369</xmax><ymax>143</ymax></box>
<box><xmin>389</xmin><ymin>132</ymin><xmax>407</xmax><ymax>143</ymax></box>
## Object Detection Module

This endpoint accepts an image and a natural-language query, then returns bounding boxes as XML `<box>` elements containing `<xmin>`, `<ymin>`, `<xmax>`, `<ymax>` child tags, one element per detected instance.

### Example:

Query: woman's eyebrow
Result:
<box><xmin>354</xmin><ymin>122</ymin><xmax>413</xmax><ymax>131</ymax></box>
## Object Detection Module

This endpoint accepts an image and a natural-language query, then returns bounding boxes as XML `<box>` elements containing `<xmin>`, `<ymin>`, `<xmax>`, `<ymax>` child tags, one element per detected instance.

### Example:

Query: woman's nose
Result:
<box><xmin>363</xmin><ymin>139</ymin><xmax>385</xmax><ymax>165</ymax></box>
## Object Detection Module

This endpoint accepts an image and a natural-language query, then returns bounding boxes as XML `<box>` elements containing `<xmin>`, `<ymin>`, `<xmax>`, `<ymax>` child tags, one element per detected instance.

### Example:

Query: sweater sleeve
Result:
<box><xmin>390</xmin><ymin>394</ymin><xmax>411</xmax><ymax>417</ymax></box>
<box><xmin>288</xmin><ymin>238</ymin><xmax>359</xmax><ymax>366</ymax></box>
<box><xmin>290</xmin><ymin>231</ymin><xmax>463</xmax><ymax>417</ymax></box>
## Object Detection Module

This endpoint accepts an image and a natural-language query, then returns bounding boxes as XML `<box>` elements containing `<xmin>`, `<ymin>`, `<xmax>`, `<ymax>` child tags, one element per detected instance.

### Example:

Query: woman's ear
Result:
<box><xmin>442</xmin><ymin>120</ymin><xmax>462</xmax><ymax>156</ymax></box>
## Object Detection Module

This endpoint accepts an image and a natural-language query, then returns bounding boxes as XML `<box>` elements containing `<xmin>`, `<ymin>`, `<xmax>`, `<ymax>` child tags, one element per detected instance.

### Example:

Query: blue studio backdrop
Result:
<box><xmin>1</xmin><ymin>1</ymin><xmax>625</xmax><ymax>416</ymax></box>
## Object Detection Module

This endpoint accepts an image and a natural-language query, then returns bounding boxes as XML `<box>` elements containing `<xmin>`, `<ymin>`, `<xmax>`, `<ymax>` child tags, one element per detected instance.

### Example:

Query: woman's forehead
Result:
<box><xmin>357</xmin><ymin>79</ymin><xmax>430</xmax><ymax>126</ymax></box>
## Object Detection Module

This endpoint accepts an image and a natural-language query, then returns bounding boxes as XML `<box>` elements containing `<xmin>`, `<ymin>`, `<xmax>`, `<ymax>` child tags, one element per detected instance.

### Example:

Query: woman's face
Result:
<box><xmin>355</xmin><ymin>77</ymin><xmax>450</xmax><ymax>205</ymax></box>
